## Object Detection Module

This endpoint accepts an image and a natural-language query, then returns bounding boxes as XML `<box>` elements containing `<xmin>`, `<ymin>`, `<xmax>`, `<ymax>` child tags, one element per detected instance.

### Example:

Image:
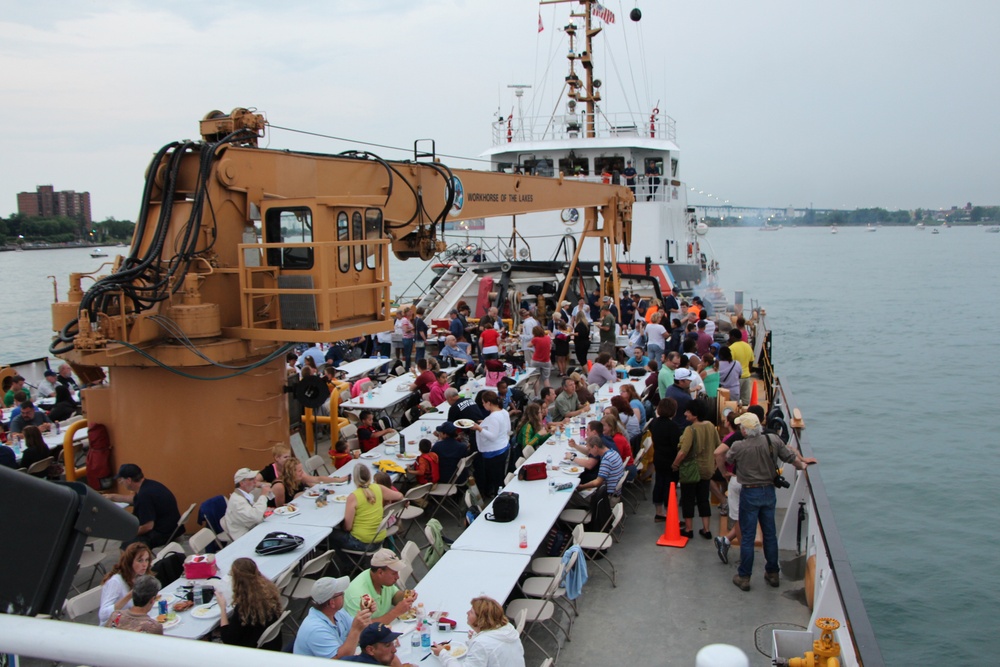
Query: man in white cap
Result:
<box><xmin>223</xmin><ymin>467</ymin><xmax>271</xmax><ymax>541</ymax></box>
<box><xmin>726</xmin><ymin>412</ymin><xmax>816</xmax><ymax>592</ymax></box>
<box><xmin>294</xmin><ymin>576</ymin><xmax>372</xmax><ymax>658</ymax></box>
<box><xmin>343</xmin><ymin>548</ymin><xmax>417</xmax><ymax>624</ymax></box>
<box><xmin>664</xmin><ymin>366</ymin><xmax>693</xmax><ymax>430</ymax></box>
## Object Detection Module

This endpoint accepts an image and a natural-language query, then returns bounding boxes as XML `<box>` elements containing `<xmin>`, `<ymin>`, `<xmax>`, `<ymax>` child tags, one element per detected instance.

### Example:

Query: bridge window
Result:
<box><xmin>365</xmin><ymin>209</ymin><xmax>382</xmax><ymax>269</ymax></box>
<box><xmin>352</xmin><ymin>211</ymin><xmax>364</xmax><ymax>271</ymax></box>
<box><xmin>559</xmin><ymin>156</ymin><xmax>589</xmax><ymax>176</ymax></box>
<box><xmin>337</xmin><ymin>211</ymin><xmax>349</xmax><ymax>272</ymax></box>
<box><xmin>594</xmin><ymin>157</ymin><xmax>625</xmax><ymax>177</ymax></box>
<box><xmin>264</xmin><ymin>207</ymin><xmax>313</xmax><ymax>269</ymax></box>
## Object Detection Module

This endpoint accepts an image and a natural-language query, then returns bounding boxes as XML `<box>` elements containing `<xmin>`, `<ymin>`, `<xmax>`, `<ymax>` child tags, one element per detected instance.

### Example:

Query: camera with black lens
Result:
<box><xmin>773</xmin><ymin>473</ymin><xmax>790</xmax><ymax>489</ymax></box>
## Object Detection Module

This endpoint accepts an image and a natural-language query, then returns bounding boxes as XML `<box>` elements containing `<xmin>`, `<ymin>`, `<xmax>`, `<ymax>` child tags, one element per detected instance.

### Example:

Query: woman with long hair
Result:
<box><xmin>277</xmin><ymin>457</ymin><xmax>349</xmax><ymax>507</ymax></box>
<box><xmin>619</xmin><ymin>384</ymin><xmax>646</xmax><ymax>425</ymax></box>
<box><xmin>649</xmin><ymin>398</ymin><xmax>681</xmax><ymax>522</ymax></box>
<box><xmin>47</xmin><ymin>383</ymin><xmax>79</xmax><ymax>423</ymax></box>
<box><xmin>335</xmin><ymin>463</ymin><xmax>404</xmax><ymax>550</ymax></box>
<box><xmin>600</xmin><ymin>412</ymin><xmax>633</xmax><ymax>466</ymax></box>
<box><xmin>470</xmin><ymin>391</ymin><xmax>511</xmax><ymax>499</ymax></box>
<box><xmin>610</xmin><ymin>395</ymin><xmax>641</xmax><ymax>442</ymax></box>
<box><xmin>257</xmin><ymin>444</ymin><xmax>291</xmax><ymax>506</ymax></box>
<box><xmin>551</xmin><ymin>316</ymin><xmax>571</xmax><ymax>377</ymax></box>
<box><xmin>513</xmin><ymin>403</ymin><xmax>551</xmax><ymax>465</ymax></box>
<box><xmin>573</xmin><ymin>311</ymin><xmax>591</xmax><ymax>368</ymax></box>
<box><xmin>18</xmin><ymin>425</ymin><xmax>57</xmax><ymax>474</ymax></box>
<box><xmin>431</xmin><ymin>596</ymin><xmax>525</xmax><ymax>666</ymax></box>
<box><xmin>99</xmin><ymin>543</ymin><xmax>153</xmax><ymax>625</ymax></box>
<box><xmin>215</xmin><ymin>557</ymin><xmax>283</xmax><ymax>649</ymax></box>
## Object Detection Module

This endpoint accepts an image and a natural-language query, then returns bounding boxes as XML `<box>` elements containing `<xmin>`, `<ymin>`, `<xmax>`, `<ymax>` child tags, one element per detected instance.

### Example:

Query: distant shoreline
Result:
<box><xmin>0</xmin><ymin>242</ymin><xmax>125</xmax><ymax>253</ymax></box>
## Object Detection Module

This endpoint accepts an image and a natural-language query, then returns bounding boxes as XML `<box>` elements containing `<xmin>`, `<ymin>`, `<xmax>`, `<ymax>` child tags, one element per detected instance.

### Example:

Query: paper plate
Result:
<box><xmin>559</xmin><ymin>465</ymin><xmax>583</xmax><ymax>476</ymax></box>
<box><xmin>331</xmin><ymin>495</ymin><xmax>349</xmax><ymax>503</ymax></box>
<box><xmin>273</xmin><ymin>505</ymin><xmax>299</xmax><ymax>515</ymax></box>
<box><xmin>448</xmin><ymin>642</ymin><xmax>468</xmax><ymax>658</ymax></box>
<box><xmin>160</xmin><ymin>615</ymin><xmax>182</xmax><ymax>629</ymax></box>
<box><xmin>453</xmin><ymin>419</ymin><xmax>475</xmax><ymax>428</ymax></box>
<box><xmin>398</xmin><ymin>453</ymin><xmax>418</xmax><ymax>460</ymax></box>
<box><xmin>190</xmin><ymin>603</ymin><xmax>221</xmax><ymax>620</ymax></box>
<box><xmin>360</xmin><ymin>452</ymin><xmax>379</xmax><ymax>459</ymax></box>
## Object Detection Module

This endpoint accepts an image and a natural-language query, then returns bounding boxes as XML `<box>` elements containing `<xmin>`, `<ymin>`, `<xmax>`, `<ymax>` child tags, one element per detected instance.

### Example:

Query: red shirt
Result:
<box><xmin>480</xmin><ymin>328</ymin><xmax>500</xmax><ymax>349</ymax></box>
<box><xmin>613</xmin><ymin>433</ymin><xmax>633</xmax><ymax>466</ymax></box>
<box><xmin>414</xmin><ymin>370</ymin><xmax>436</xmax><ymax>395</ymax></box>
<box><xmin>531</xmin><ymin>335</ymin><xmax>551</xmax><ymax>362</ymax></box>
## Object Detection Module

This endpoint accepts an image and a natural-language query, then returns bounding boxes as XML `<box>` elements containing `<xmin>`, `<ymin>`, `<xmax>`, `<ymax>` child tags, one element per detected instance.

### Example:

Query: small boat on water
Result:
<box><xmin>986</xmin><ymin>226</ymin><xmax>999</xmax><ymax>233</ymax></box>
<box><xmin>830</xmin><ymin>225</ymin><xmax>838</xmax><ymax>234</ymax></box>
<box><xmin>89</xmin><ymin>248</ymin><xmax>108</xmax><ymax>258</ymax></box>
<box><xmin>866</xmin><ymin>224</ymin><xmax>877</xmax><ymax>232</ymax></box>
<box><xmin>931</xmin><ymin>227</ymin><xmax>940</xmax><ymax>234</ymax></box>
<box><xmin>916</xmin><ymin>222</ymin><xmax>925</xmax><ymax>230</ymax></box>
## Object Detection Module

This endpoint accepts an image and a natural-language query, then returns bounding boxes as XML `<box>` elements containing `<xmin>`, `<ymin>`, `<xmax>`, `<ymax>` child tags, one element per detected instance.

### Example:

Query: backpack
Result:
<box><xmin>484</xmin><ymin>491</ymin><xmax>520</xmax><ymax>523</ymax></box>
<box><xmin>85</xmin><ymin>423</ymin><xmax>112</xmax><ymax>491</ymax></box>
<box><xmin>544</xmin><ymin>526</ymin><xmax>571</xmax><ymax>557</ymax></box>
<box><xmin>254</xmin><ymin>531</ymin><xmax>305</xmax><ymax>556</ymax></box>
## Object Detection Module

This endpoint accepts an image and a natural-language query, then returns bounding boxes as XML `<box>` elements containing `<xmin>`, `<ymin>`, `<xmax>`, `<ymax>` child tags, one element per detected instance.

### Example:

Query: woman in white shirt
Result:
<box><xmin>432</xmin><ymin>596</ymin><xmax>525</xmax><ymax>667</ymax></box>
<box><xmin>644</xmin><ymin>312</ymin><xmax>667</xmax><ymax>363</ymax></box>
<box><xmin>98</xmin><ymin>542</ymin><xmax>153</xmax><ymax>625</ymax></box>
<box><xmin>471</xmin><ymin>390</ymin><xmax>511</xmax><ymax>499</ymax></box>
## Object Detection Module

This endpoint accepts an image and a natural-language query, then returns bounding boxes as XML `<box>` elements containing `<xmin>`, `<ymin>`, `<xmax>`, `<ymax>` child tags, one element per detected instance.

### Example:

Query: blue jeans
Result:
<box><xmin>402</xmin><ymin>338</ymin><xmax>414</xmax><ymax>368</ymax></box>
<box><xmin>737</xmin><ymin>485</ymin><xmax>779</xmax><ymax>578</ymax></box>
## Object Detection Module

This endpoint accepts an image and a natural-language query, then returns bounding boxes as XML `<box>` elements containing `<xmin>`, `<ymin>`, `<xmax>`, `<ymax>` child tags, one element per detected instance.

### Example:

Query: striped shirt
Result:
<box><xmin>597</xmin><ymin>448</ymin><xmax>625</xmax><ymax>495</ymax></box>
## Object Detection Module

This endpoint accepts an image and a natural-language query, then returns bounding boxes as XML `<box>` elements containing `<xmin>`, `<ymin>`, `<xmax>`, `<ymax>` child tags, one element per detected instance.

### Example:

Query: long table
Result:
<box><xmin>158</xmin><ymin>522</ymin><xmax>331</xmax><ymax>639</ymax></box>
<box><xmin>335</xmin><ymin>357</ymin><xmax>392</xmax><ymax>381</ymax></box>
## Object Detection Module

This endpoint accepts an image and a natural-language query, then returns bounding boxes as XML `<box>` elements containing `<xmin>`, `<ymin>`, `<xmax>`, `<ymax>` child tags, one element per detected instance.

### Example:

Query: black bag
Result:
<box><xmin>484</xmin><ymin>491</ymin><xmax>520</xmax><ymax>523</ymax></box>
<box><xmin>254</xmin><ymin>531</ymin><xmax>305</xmax><ymax>556</ymax></box>
<box><xmin>151</xmin><ymin>552</ymin><xmax>186</xmax><ymax>587</ymax></box>
<box><xmin>544</xmin><ymin>526</ymin><xmax>571</xmax><ymax>557</ymax></box>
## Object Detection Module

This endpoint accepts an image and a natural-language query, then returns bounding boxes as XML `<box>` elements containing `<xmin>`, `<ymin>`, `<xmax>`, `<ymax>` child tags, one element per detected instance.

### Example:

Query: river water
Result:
<box><xmin>2</xmin><ymin>227</ymin><xmax>997</xmax><ymax>663</ymax></box>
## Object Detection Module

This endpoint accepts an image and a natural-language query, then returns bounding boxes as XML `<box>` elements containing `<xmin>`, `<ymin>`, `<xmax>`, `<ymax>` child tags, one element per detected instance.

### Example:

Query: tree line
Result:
<box><xmin>0</xmin><ymin>214</ymin><xmax>135</xmax><ymax>244</ymax></box>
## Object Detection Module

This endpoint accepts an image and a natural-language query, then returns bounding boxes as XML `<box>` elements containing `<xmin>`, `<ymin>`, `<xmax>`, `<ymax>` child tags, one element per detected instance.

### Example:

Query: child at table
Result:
<box><xmin>408</xmin><ymin>439</ymin><xmax>440</xmax><ymax>485</ymax></box>
<box><xmin>329</xmin><ymin>439</ymin><xmax>353</xmax><ymax>471</ymax></box>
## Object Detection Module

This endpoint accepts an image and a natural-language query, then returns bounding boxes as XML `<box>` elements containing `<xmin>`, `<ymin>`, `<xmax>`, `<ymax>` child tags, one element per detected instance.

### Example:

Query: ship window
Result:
<box><xmin>671</xmin><ymin>158</ymin><xmax>678</xmax><ymax>177</ymax></box>
<box><xmin>264</xmin><ymin>207</ymin><xmax>312</xmax><ymax>269</ymax></box>
<box><xmin>594</xmin><ymin>157</ymin><xmax>625</xmax><ymax>177</ymax></box>
<box><xmin>365</xmin><ymin>209</ymin><xmax>382</xmax><ymax>269</ymax></box>
<box><xmin>559</xmin><ymin>157</ymin><xmax>589</xmax><ymax>176</ymax></box>
<box><xmin>337</xmin><ymin>211</ymin><xmax>349</xmax><ymax>272</ymax></box>
<box><xmin>524</xmin><ymin>159</ymin><xmax>554</xmax><ymax>177</ymax></box>
<box><xmin>497</xmin><ymin>162</ymin><xmax>512</xmax><ymax>173</ymax></box>
<box><xmin>353</xmin><ymin>211</ymin><xmax>364</xmax><ymax>271</ymax></box>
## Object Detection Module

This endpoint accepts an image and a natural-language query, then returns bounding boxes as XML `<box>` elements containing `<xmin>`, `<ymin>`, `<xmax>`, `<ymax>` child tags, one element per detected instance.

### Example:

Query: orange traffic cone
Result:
<box><xmin>749</xmin><ymin>380</ymin><xmax>759</xmax><ymax>406</ymax></box>
<box><xmin>656</xmin><ymin>482</ymin><xmax>689</xmax><ymax>548</ymax></box>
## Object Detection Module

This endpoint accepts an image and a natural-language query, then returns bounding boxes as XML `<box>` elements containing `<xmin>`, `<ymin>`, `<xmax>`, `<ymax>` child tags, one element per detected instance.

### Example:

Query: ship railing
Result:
<box><xmin>535</xmin><ymin>173</ymin><xmax>680</xmax><ymax>204</ymax></box>
<box><xmin>492</xmin><ymin>111</ymin><xmax>676</xmax><ymax>145</ymax></box>
<box><xmin>759</xmin><ymin>334</ymin><xmax>885</xmax><ymax>666</ymax></box>
<box><xmin>0</xmin><ymin>615</ymin><xmax>361</xmax><ymax>666</ymax></box>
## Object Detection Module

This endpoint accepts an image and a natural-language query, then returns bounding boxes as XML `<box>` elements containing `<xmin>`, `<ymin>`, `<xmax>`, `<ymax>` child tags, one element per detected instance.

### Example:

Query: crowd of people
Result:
<box><xmin>0</xmin><ymin>363</ymin><xmax>84</xmax><ymax>471</ymax></box>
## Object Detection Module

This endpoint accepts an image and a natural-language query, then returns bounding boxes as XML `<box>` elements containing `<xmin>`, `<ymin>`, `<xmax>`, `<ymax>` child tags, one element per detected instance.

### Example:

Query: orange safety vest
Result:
<box><xmin>644</xmin><ymin>305</ymin><xmax>659</xmax><ymax>323</ymax></box>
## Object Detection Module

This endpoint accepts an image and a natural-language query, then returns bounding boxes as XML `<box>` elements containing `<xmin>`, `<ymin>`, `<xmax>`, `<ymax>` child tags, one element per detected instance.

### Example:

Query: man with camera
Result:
<box><xmin>725</xmin><ymin>412</ymin><xmax>816</xmax><ymax>592</ymax></box>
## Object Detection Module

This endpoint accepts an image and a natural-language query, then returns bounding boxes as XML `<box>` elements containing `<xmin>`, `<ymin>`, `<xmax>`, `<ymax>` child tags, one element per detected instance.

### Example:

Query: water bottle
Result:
<box><xmin>546</xmin><ymin>454</ymin><xmax>553</xmax><ymax>468</ymax></box>
<box><xmin>548</xmin><ymin>479</ymin><xmax>555</xmax><ymax>495</ymax></box>
<box><xmin>519</xmin><ymin>525</ymin><xmax>528</xmax><ymax>549</ymax></box>
<box><xmin>411</xmin><ymin>623</ymin><xmax>422</xmax><ymax>649</ymax></box>
<box><xmin>421</xmin><ymin>627</ymin><xmax>431</xmax><ymax>648</ymax></box>
<box><xmin>55</xmin><ymin>421</ymin><xmax>61</xmax><ymax>435</ymax></box>
<box><xmin>563</xmin><ymin>424</ymin><xmax>571</xmax><ymax>440</ymax></box>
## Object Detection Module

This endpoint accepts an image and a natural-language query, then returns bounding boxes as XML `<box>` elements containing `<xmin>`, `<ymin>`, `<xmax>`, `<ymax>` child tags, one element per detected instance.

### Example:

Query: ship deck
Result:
<box><xmin>39</xmin><ymin>466</ymin><xmax>808</xmax><ymax>667</ymax></box>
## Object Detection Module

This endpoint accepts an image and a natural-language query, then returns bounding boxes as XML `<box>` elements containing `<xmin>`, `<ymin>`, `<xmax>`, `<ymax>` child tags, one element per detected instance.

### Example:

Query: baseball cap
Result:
<box><xmin>734</xmin><ymin>412</ymin><xmax>761</xmax><ymax>429</ymax></box>
<box><xmin>673</xmin><ymin>368</ymin><xmax>694</xmax><ymax>382</ymax></box>
<box><xmin>44</xmin><ymin>370</ymin><xmax>57</xmax><ymax>377</ymax></box>
<box><xmin>370</xmin><ymin>548</ymin><xmax>404</xmax><ymax>571</ymax></box>
<box><xmin>115</xmin><ymin>463</ymin><xmax>143</xmax><ymax>480</ymax></box>
<box><xmin>436</xmin><ymin>421</ymin><xmax>457</xmax><ymax>436</ymax></box>
<box><xmin>233</xmin><ymin>467</ymin><xmax>257</xmax><ymax>484</ymax></box>
<box><xmin>310</xmin><ymin>576</ymin><xmax>350</xmax><ymax>604</ymax></box>
<box><xmin>671</xmin><ymin>285</ymin><xmax>681</xmax><ymax>293</ymax></box>
<box><xmin>358</xmin><ymin>622</ymin><xmax>403</xmax><ymax>648</ymax></box>
<box><xmin>560</xmin><ymin>300</ymin><xmax>571</xmax><ymax>307</ymax></box>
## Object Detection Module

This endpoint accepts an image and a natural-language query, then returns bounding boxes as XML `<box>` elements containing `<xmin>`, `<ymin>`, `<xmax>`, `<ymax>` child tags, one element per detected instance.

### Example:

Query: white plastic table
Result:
<box><xmin>341</xmin><ymin>373</ymin><xmax>417</xmax><ymax>411</ymax></box>
<box><xmin>390</xmin><ymin>549</ymin><xmax>533</xmax><ymax>664</ymax></box>
<box><xmin>157</xmin><ymin>522</ymin><xmax>330</xmax><ymax>639</ymax></box>
<box><xmin>335</xmin><ymin>357</ymin><xmax>392</xmax><ymax>380</ymax></box>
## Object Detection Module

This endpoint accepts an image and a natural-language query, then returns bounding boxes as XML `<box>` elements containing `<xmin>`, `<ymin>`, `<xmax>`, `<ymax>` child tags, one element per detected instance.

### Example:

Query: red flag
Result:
<box><xmin>538</xmin><ymin>13</ymin><xmax>544</xmax><ymax>33</ymax></box>
<box><xmin>594</xmin><ymin>3</ymin><xmax>616</xmax><ymax>24</ymax></box>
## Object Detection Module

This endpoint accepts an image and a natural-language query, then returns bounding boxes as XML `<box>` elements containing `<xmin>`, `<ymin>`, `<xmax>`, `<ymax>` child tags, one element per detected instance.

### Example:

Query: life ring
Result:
<box><xmin>768</xmin><ymin>416</ymin><xmax>790</xmax><ymax>443</ymax></box>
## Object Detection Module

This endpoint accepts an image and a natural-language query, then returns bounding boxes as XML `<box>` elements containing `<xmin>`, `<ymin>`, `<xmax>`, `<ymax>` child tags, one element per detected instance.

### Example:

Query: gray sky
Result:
<box><xmin>2</xmin><ymin>0</ymin><xmax>997</xmax><ymax>220</ymax></box>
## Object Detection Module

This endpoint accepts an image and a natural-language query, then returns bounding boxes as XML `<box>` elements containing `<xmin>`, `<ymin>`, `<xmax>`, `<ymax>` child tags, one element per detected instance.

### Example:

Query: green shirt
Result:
<box><xmin>599</xmin><ymin>314</ymin><xmax>616</xmax><ymax>344</ymax></box>
<box><xmin>343</xmin><ymin>569</ymin><xmax>400</xmax><ymax>618</ymax></box>
<box><xmin>657</xmin><ymin>367</ymin><xmax>674</xmax><ymax>399</ymax></box>
<box><xmin>551</xmin><ymin>390</ymin><xmax>580</xmax><ymax>421</ymax></box>
<box><xmin>3</xmin><ymin>387</ymin><xmax>29</xmax><ymax>407</ymax></box>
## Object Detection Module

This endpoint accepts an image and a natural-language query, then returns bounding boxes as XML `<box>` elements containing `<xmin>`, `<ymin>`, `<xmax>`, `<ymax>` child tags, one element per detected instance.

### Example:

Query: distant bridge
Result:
<box><xmin>694</xmin><ymin>205</ymin><xmax>837</xmax><ymax>220</ymax></box>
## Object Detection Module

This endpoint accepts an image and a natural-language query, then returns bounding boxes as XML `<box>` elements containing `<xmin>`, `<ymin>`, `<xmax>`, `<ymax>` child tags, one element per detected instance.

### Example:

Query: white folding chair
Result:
<box><xmin>341</xmin><ymin>503</ymin><xmax>406</xmax><ymax>575</ymax></box>
<box><xmin>520</xmin><ymin>548</ymin><xmax>580</xmax><ymax>629</ymax></box>
<box><xmin>187</xmin><ymin>527</ymin><xmax>217</xmax><ymax>555</ymax></box>
<box><xmin>151</xmin><ymin>541</ymin><xmax>185</xmax><ymax>567</ymax></box>
<box><xmin>75</xmin><ymin>549</ymin><xmax>108</xmax><ymax>592</ymax></box>
<box><xmin>514</xmin><ymin>456</ymin><xmax>526</xmax><ymax>468</ymax></box>
<box><xmin>287</xmin><ymin>550</ymin><xmax>337</xmax><ymax>621</ymax></box>
<box><xmin>26</xmin><ymin>456</ymin><xmax>54</xmax><ymax>477</ymax></box>
<box><xmin>427</xmin><ymin>453</ymin><xmax>475</xmax><ymax>522</ymax></box>
<box><xmin>513</xmin><ymin>607</ymin><xmax>527</xmax><ymax>636</ymax></box>
<box><xmin>62</xmin><ymin>585</ymin><xmax>102</xmax><ymax>622</ymax></box>
<box><xmin>529</xmin><ymin>524</ymin><xmax>584</xmax><ymax>576</ymax></box>
<box><xmin>399</xmin><ymin>483</ymin><xmax>433</xmax><ymax>542</ymax></box>
<box><xmin>503</xmin><ymin>472</ymin><xmax>516</xmax><ymax>485</ymax></box>
<box><xmin>257</xmin><ymin>610</ymin><xmax>291</xmax><ymax>648</ymax></box>
<box><xmin>162</xmin><ymin>502</ymin><xmax>197</xmax><ymax>547</ymax></box>
<box><xmin>580</xmin><ymin>503</ymin><xmax>624</xmax><ymax>586</ymax></box>
<box><xmin>304</xmin><ymin>454</ymin><xmax>330</xmax><ymax>476</ymax></box>
<box><xmin>506</xmin><ymin>561</ymin><xmax>569</xmax><ymax>663</ymax></box>
<box><xmin>521</xmin><ymin>445</ymin><xmax>536</xmax><ymax>458</ymax></box>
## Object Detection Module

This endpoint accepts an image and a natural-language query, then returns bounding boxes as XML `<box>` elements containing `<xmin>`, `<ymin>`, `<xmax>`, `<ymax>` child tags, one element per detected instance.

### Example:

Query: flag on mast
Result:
<box><xmin>538</xmin><ymin>13</ymin><xmax>544</xmax><ymax>32</ymax></box>
<box><xmin>593</xmin><ymin>3</ymin><xmax>616</xmax><ymax>24</ymax></box>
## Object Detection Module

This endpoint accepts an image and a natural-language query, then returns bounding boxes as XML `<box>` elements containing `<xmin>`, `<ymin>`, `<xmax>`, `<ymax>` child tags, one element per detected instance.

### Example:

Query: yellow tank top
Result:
<box><xmin>351</xmin><ymin>484</ymin><xmax>385</xmax><ymax>543</ymax></box>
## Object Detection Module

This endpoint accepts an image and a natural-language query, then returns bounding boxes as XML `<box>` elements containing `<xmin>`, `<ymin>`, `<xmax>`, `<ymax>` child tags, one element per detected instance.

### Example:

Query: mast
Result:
<box><xmin>556</xmin><ymin>0</ymin><xmax>601</xmax><ymax>138</ymax></box>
